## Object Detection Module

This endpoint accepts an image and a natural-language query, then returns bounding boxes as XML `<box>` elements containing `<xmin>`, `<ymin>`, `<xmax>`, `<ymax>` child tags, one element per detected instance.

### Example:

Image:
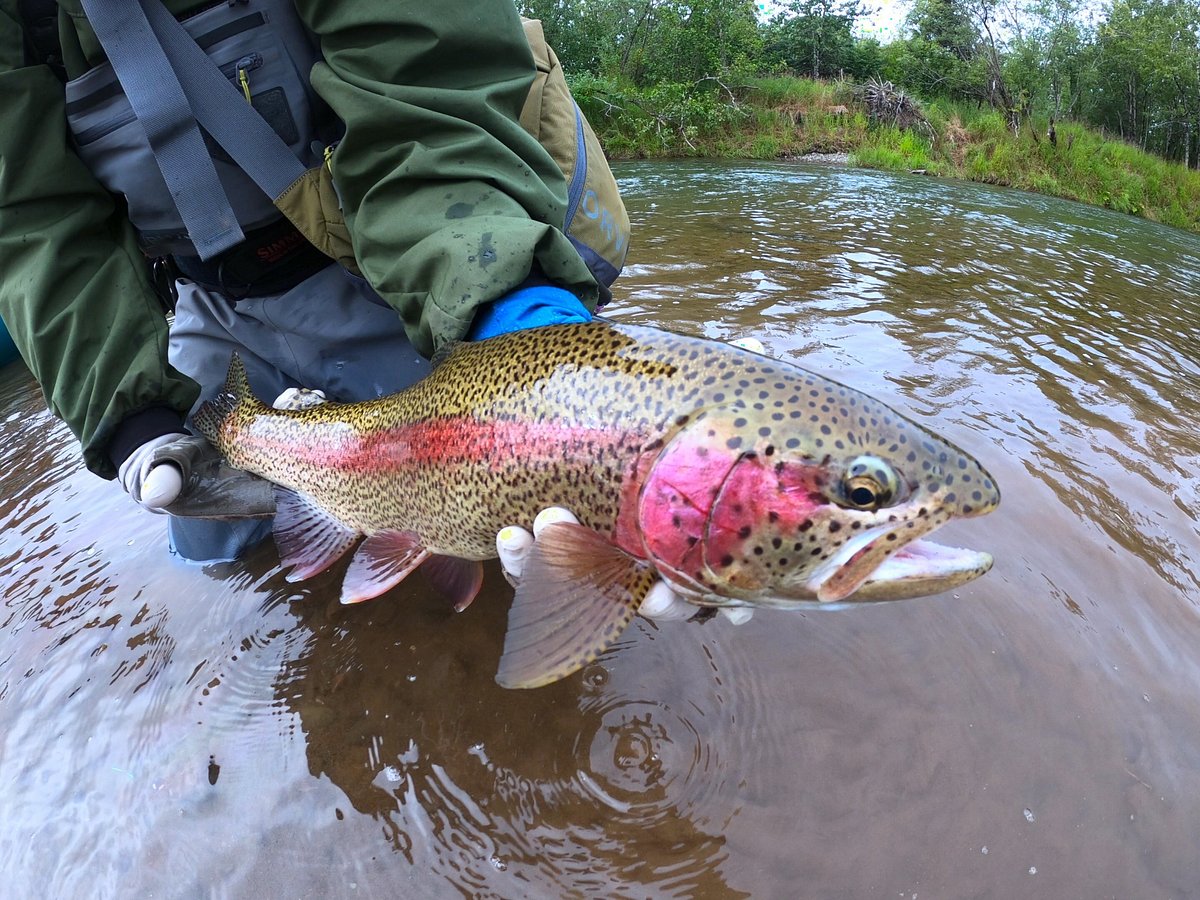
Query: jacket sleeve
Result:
<box><xmin>291</xmin><ymin>0</ymin><xmax>599</xmax><ymax>358</ymax></box>
<box><xmin>0</xmin><ymin>2</ymin><xmax>198</xmax><ymax>479</ymax></box>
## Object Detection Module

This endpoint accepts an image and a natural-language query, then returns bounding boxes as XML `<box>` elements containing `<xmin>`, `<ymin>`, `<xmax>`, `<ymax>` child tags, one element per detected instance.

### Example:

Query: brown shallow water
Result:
<box><xmin>3</xmin><ymin>161</ymin><xmax>1200</xmax><ymax>898</ymax></box>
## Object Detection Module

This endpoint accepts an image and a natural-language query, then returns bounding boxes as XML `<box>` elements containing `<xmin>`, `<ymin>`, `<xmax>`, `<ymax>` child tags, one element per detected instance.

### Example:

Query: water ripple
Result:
<box><xmin>5</xmin><ymin>162</ymin><xmax>1200</xmax><ymax>897</ymax></box>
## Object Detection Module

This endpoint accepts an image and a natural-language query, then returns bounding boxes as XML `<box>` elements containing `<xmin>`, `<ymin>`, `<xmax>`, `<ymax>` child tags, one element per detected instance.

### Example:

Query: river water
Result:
<box><xmin>2</xmin><ymin>161</ymin><xmax>1199</xmax><ymax>898</ymax></box>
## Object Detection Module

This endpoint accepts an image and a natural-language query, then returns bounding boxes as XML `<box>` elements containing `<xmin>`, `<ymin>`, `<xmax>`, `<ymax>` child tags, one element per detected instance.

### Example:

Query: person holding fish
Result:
<box><xmin>0</xmin><ymin>0</ymin><xmax>717</xmax><ymax>621</ymax></box>
<box><xmin>2</xmin><ymin>2</ymin><xmax>1001</xmax><ymax>676</ymax></box>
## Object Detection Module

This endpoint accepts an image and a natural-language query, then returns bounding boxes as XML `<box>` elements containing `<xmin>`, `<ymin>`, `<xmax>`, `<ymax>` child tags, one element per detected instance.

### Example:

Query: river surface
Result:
<box><xmin>3</xmin><ymin>161</ymin><xmax>1200</xmax><ymax>898</ymax></box>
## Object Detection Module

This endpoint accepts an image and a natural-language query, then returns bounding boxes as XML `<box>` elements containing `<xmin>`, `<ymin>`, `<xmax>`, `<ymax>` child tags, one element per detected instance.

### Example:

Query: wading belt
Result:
<box><xmin>78</xmin><ymin>0</ymin><xmax>308</xmax><ymax>261</ymax></box>
<box><xmin>173</xmin><ymin>216</ymin><xmax>333</xmax><ymax>300</ymax></box>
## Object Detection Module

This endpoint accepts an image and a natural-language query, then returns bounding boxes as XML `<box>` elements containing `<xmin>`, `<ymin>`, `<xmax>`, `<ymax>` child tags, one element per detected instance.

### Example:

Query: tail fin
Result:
<box><xmin>193</xmin><ymin>354</ymin><xmax>263</xmax><ymax>449</ymax></box>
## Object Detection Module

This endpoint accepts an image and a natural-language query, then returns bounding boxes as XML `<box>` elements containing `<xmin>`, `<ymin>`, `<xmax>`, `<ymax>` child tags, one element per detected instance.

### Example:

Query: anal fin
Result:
<box><xmin>421</xmin><ymin>555</ymin><xmax>485</xmax><ymax>612</ymax></box>
<box><xmin>497</xmin><ymin>523</ymin><xmax>657</xmax><ymax>689</ymax></box>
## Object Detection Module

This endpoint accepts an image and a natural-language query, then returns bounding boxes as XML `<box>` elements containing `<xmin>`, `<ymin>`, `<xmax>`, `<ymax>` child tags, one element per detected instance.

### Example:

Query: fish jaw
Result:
<box><xmin>847</xmin><ymin>538</ymin><xmax>994</xmax><ymax>601</ymax></box>
<box><xmin>803</xmin><ymin>515</ymin><xmax>993</xmax><ymax>604</ymax></box>
<box><xmin>655</xmin><ymin>521</ymin><xmax>995</xmax><ymax>610</ymax></box>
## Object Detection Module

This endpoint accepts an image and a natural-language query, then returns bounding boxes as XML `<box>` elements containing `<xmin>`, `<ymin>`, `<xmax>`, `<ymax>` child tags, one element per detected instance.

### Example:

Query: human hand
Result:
<box><xmin>120</xmin><ymin>433</ymin><xmax>277</xmax><ymax>519</ymax></box>
<box><xmin>118</xmin><ymin>433</ymin><xmax>197</xmax><ymax>511</ymax></box>
<box><xmin>729</xmin><ymin>336</ymin><xmax>765</xmax><ymax>354</ymax></box>
<box><xmin>273</xmin><ymin>386</ymin><xmax>328</xmax><ymax>410</ymax></box>
<box><xmin>496</xmin><ymin>507</ymin><xmax>753</xmax><ymax>624</ymax></box>
<box><xmin>468</xmin><ymin>285</ymin><xmax>590</xmax><ymax>341</ymax></box>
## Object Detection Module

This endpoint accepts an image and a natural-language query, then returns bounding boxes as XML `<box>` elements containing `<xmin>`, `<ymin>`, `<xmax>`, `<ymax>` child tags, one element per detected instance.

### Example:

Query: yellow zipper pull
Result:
<box><xmin>238</xmin><ymin>66</ymin><xmax>252</xmax><ymax>103</ymax></box>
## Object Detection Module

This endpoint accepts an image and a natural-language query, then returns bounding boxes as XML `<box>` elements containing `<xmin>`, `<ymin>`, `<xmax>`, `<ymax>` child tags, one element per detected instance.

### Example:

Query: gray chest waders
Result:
<box><xmin>72</xmin><ymin>0</ymin><xmax>319</xmax><ymax>261</ymax></box>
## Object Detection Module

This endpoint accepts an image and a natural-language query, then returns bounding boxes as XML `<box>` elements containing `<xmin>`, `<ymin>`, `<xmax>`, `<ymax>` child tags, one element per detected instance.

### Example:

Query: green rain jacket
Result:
<box><xmin>0</xmin><ymin>0</ymin><xmax>599</xmax><ymax>478</ymax></box>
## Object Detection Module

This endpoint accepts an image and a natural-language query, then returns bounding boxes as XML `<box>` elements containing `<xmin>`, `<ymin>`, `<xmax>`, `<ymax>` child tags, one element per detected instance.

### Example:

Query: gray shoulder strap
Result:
<box><xmin>79</xmin><ymin>0</ymin><xmax>308</xmax><ymax>261</ymax></box>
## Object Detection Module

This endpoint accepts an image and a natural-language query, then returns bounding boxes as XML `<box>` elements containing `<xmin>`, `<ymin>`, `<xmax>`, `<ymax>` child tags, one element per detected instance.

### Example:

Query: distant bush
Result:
<box><xmin>578</xmin><ymin>72</ymin><xmax>1200</xmax><ymax>235</ymax></box>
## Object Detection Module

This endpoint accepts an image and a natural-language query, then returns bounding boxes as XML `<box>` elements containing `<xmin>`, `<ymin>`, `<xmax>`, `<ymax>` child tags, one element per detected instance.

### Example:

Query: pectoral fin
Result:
<box><xmin>341</xmin><ymin>530</ymin><xmax>430</xmax><ymax>604</ymax></box>
<box><xmin>274</xmin><ymin>487</ymin><xmax>359</xmax><ymax>581</ymax></box>
<box><xmin>497</xmin><ymin>523</ymin><xmax>658</xmax><ymax>689</ymax></box>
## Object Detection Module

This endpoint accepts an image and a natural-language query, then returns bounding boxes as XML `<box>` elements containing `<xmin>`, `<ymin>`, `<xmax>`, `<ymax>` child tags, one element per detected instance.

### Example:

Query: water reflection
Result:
<box><xmin>3</xmin><ymin>162</ymin><xmax>1200</xmax><ymax>896</ymax></box>
<box><xmin>280</xmin><ymin>576</ymin><xmax>753</xmax><ymax>896</ymax></box>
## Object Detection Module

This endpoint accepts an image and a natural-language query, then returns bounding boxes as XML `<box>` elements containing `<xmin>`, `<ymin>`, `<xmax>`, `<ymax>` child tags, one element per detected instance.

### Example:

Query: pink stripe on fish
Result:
<box><xmin>244</xmin><ymin>415</ymin><xmax>635</xmax><ymax>475</ymax></box>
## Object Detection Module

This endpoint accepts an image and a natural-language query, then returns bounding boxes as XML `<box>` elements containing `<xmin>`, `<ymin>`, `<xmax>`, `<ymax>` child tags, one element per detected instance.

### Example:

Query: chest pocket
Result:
<box><xmin>64</xmin><ymin>0</ymin><xmax>334</xmax><ymax>257</ymax></box>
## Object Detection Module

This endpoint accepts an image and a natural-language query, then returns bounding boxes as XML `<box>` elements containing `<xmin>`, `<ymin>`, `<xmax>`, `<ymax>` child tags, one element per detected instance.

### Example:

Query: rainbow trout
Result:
<box><xmin>194</xmin><ymin>321</ymin><xmax>1000</xmax><ymax>688</ymax></box>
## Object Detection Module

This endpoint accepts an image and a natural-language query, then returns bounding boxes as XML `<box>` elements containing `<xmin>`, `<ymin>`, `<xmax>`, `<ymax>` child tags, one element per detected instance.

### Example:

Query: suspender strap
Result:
<box><xmin>79</xmin><ymin>0</ymin><xmax>309</xmax><ymax>260</ymax></box>
<box><xmin>137</xmin><ymin>0</ymin><xmax>307</xmax><ymax>199</ymax></box>
<box><xmin>79</xmin><ymin>0</ymin><xmax>244</xmax><ymax>259</ymax></box>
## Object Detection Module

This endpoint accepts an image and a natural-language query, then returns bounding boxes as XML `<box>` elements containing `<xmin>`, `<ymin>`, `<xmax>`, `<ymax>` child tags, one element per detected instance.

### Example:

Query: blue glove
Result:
<box><xmin>467</xmin><ymin>285</ymin><xmax>590</xmax><ymax>341</ymax></box>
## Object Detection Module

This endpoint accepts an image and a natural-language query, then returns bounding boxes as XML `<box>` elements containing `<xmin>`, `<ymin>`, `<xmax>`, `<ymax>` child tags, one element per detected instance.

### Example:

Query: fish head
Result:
<box><xmin>636</xmin><ymin>388</ymin><xmax>1000</xmax><ymax>609</ymax></box>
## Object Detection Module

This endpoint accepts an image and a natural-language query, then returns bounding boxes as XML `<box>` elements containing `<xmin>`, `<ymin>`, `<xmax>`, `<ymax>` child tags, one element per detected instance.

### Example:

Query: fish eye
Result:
<box><xmin>841</xmin><ymin>456</ymin><xmax>900</xmax><ymax>510</ymax></box>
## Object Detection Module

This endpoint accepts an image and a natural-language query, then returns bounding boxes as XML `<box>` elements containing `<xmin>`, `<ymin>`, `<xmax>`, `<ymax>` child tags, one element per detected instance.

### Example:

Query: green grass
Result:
<box><xmin>575</xmin><ymin>73</ymin><xmax>1200</xmax><ymax>236</ymax></box>
<box><xmin>853</xmin><ymin>129</ymin><xmax>937</xmax><ymax>173</ymax></box>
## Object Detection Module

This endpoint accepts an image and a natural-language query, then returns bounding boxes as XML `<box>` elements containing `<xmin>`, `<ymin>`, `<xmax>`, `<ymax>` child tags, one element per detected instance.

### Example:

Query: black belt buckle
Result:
<box><xmin>151</xmin><ymin>256</ymin><xmax>180</xmax><ymax>314</ymax></box>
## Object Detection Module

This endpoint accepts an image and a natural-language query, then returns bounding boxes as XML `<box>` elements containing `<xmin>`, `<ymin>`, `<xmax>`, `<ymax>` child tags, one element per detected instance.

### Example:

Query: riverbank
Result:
<box><xmin>574</xmin><ymin>75</ymin><xmax>1200</xmax><ymax>235</ymax></box>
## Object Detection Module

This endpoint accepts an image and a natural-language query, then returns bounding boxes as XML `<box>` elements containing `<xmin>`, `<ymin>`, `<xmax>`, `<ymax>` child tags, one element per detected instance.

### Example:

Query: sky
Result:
<box><xmin>755</xmin><ymin>0</ymin><xmax>914</xmax><ymax>43</ymax></box>
<box><xmin>754</xmin><ymin>0</ymin><xmax>1111</xmax><ymax>44</ymax></box>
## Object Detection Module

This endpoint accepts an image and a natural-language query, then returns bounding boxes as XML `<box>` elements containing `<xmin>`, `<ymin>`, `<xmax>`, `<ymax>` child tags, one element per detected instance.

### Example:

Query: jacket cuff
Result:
<box><xmin>107</xmin><ymin>407</ymin><xmax>188</xmax><ymax>471</ymax></box>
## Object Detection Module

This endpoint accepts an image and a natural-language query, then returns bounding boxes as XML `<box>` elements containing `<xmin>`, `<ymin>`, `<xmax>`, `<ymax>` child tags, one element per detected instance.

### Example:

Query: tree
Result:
<box><xmin>908</xmin><ymin>0</ymin><xmax>978</xmax><ymax>58</ymax></box>
<box><xmin>1090</xmin><ymin>0</ymin><xmax>1200</xmax><ymax>164</ymax></box>
<box><xmin>885</xmin><ymin>0</ymin><xmax>980</xmax><ymax>98</ymax></box>
<box><xmin>517</xmin><ymin>0</ymin><xmax>610</xmax><ymax>75</ymax></box>
<box><xmin>643</xmin><ymin>0</ymin><xmax>764</xmax><ymax>84</ymax></box>
<box><xmin>763</xmin><ymin>0</ymin><xmax>874</xmax><ymax>79</ymax></box>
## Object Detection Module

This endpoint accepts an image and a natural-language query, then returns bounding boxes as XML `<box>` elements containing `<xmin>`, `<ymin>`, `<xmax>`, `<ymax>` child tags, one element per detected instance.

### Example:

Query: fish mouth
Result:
<box><xmin>846</xmin><ymin>539</ymin><xmax>994</xmax><ymax>601</ymax></box>
<box><xmin>807</xmin><ymin>522</ymin><xmax>994</xmax><ymax>603</ymax></box>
